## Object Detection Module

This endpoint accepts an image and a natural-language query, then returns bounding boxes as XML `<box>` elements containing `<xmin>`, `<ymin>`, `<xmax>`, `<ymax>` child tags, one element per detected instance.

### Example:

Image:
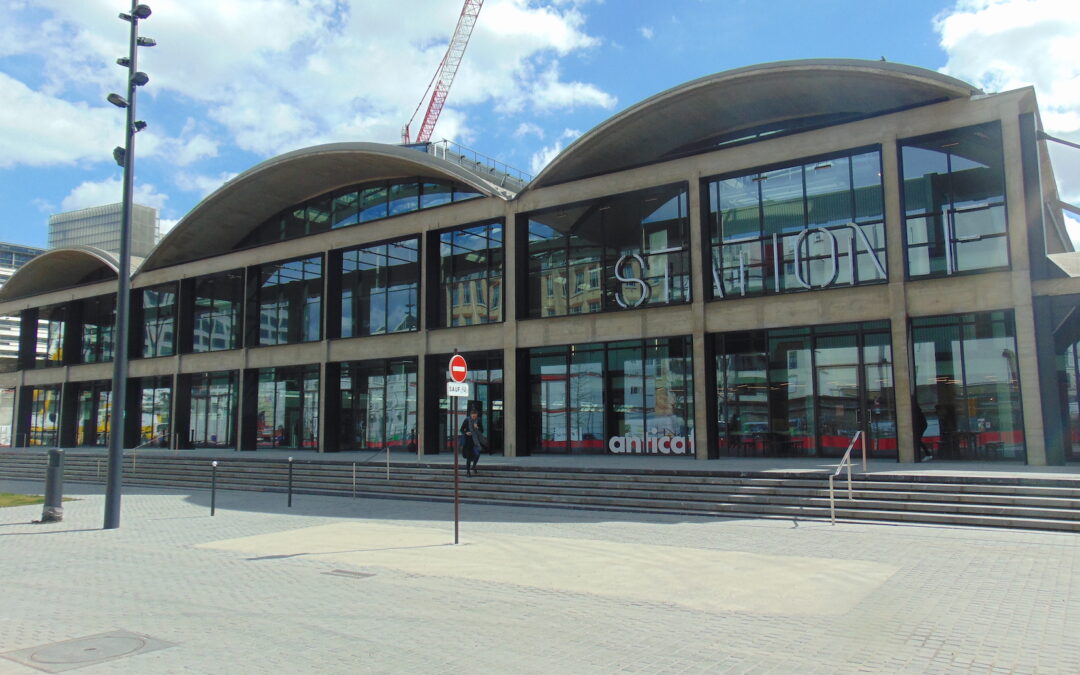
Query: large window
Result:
<box><xmin>426</xmin><ymin>351</ymin><xmax>503</xmax><ymax>455</ymax></box>
<box><xmin>911</xmin><ymin>311</ymin><xmax>1024</xmax><ymax>461</ymax></box>
<box><xmin>193</xmin><ymin>271</ymin><xmax>242</xmax><ymax>352</ymax></box>
<box><xmin>141</xmin><ymin>284</ymin><xmax>176</xmax><ymax>358</ymax></box>
<box><xmin>714</xmin><ymin>322</ymin><xmax>896</xmax><ymax>459</ymax></box>
<box><xmin>74</xmin><ymin>380</ymin><xmax>111</xmax><ymax>447</ymax></box>
<box><xmin>188</xmin><ymin>371</ymin><xmax>237</xmax><ymax>448</ymax></box>
<box><xmin>255</xmin><ymin>365</ymin><xmax>320</xmax><ymax>449</ymax></box>
<box><xmin>254</xmin><ymin>256</ymin><xmax>323</xmax><ymax>346</ymax></box>
<box><xmin>29</xmin><ymin>386</ymin><xmax>60</xmax><ymax>446</ymax></box>
<box><xmin>81</xmin><ymin>295</ymin><xmax>115</xmax><ymax>363</ymax></box>
<box><xmin>236</xmin><ymin>179</ymin><xmax>482</xmax><ymax>248</ymax></box>
<box><xmin>339</xmin><ymin>238</ymin><xmax>419</xmax><ymax>337</ymax></box>
<box><xmin>706</xmin><ymin>148</ymin><xmax>885</xmax><ymax>299</ymax></box>
<box><xmin>526</xmin><ymin>337</ymin><xmax>694</xmax><ymax>455</ymax></box>
<box><xmin>902</xmin><ymin>123</ymin><xmax>1008</xmax><ymax>278</ymax></box>
<box><xmin>338</xmin><ymin>359</ymin><xmax>417</xmax><ymax>451</ymax></box>
<box><xmin>138</xmin><ymin>376</ymin><xmax>172</xmax><ymax>446</ymax></box>
<box><xmin>433</xmin><ymin>221</ymin><xmax>503</xmax><ymax>327</ymax></box>
<box><xmin>35</xmin><ymin>305</ymin><xmax>66</xmax><ymax>368</ymax></box>
<box><xmin>523</xmin><ymin>184</ymin><xmax>690</xmax><ymax>318</ymax></box>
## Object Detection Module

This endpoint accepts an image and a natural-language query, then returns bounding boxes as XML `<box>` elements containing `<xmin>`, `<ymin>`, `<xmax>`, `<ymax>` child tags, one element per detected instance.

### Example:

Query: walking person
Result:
<box><xmin>912</xmin><ymin>395</ymin><xmax>931</xmax><ymax>461</ymax></box>
<box><xmin>460</xmin><ymin>408</ymin><xmax>486</xmax><ymax>476</ymax></box>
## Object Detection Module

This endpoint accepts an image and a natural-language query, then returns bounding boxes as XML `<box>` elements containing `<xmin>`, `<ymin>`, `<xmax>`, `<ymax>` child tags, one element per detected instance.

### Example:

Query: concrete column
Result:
<box><xmin>880</xmin><ymin>136</ymin><xmax>915</xmax><ymax>463</ymax></box>
<box><xmin>501</xmin><ymin>208</ymin><xmax>518</xmax><ymax>457</ymax></box>
<box><xmin>685</xmin><ymin>176</ymin><xmax>712</xmax><ymax>459</ymax></box>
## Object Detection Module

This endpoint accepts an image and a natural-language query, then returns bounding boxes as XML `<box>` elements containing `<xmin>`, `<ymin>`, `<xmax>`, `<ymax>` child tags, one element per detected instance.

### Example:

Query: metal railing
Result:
<box><xmin>829</xmin><ymin>430</ymin><xmax>864</xmax><ymax>525</ymax></box>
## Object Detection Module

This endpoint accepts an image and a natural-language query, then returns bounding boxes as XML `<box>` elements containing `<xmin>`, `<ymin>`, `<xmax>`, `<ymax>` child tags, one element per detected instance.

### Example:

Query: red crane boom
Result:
<box><xmin>402</xmin><ymin>0</ymin><xmax>484</xmax><ymax>144</ymax></box>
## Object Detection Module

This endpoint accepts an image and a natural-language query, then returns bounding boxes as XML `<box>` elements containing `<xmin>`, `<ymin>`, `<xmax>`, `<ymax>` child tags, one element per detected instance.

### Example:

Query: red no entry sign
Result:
<box><xmin>449</xmin><ymin>354</ymin><xmax>468</xmax><ymax>382</ymax></box>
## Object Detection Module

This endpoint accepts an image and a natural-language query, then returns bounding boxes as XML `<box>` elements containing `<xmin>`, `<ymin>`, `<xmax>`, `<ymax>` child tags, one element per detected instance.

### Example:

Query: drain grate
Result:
<box><xmin>0</xmin><ymin>630</ymin><xmax>175</xmax><ymax>673</ymax></box>
<box><xmin>322</xmin><ymin>568</ymin><xmax>375</xmax><ymax>579</ymax></box>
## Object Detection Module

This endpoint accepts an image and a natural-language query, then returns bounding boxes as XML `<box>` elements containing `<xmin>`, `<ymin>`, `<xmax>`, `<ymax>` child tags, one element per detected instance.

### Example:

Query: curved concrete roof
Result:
<box><xmin>0</xmin><ymin>246</ymin><xmax>121</xmax><ymax>301</ymax></box>
<box><xmin>141</xmin><ymin>142</ymin><xmax>512</xmax><ymax>272</ymax></box>
<box><xmin>529</xmin><ymin>59</ymin><xmax>982</xmax><ymax>189</ymax></box>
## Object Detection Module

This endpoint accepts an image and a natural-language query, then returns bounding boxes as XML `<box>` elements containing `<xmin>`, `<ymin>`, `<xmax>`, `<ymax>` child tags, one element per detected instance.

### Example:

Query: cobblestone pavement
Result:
<box><xmin>0</xmin><ymin>478</ymin><xmax>1077</xmax><ymax>674</ymax></box>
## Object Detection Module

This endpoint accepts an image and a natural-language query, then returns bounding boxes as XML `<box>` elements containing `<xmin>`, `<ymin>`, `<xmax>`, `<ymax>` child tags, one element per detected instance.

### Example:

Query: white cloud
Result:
<box><xmin>515</xmin><ymin>122</ymin><xmax>545</xmax><ymax>139</ymax></box>
<box><xmin>530</xmin><ymin>128</ymin><xmax>581</xmax><ymax>175</ymax></box>
<box><xmin>0</xmin><ymin>72</ymin><xmax>118</xmax><ymax>168</ymax></box>
<box><xmin>174</xmin><ymin>171</ymin><xmax>239</xmax><ymax>197</ymax></box>
<box><xmin>936</xmin><ymin>0</ymin><xmax>1080</xmax><ymax>212</ymax></box>
<box><xmin>0</xmin><ymin>0</ymin><xmax>612</xmax><ymax>161</ymax></box>
<box><xmin>61</xmin><ymin>178</ymin><xmax>169</xmax><ymax>212</ymax></box>
<box><xmin>159</xmin><ymin>218</ymin><xmax>180</xmax><ymax>235</ymax></box>
<box><xmin>640</xmin><ymin>26</ymin><xmax>654</xmax><ymax>39</ymax></box>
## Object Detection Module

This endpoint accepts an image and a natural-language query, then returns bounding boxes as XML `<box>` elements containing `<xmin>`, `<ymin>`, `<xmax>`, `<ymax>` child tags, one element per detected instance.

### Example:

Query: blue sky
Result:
<box><xmin>1</xmin><ymin>0</ymin><xmax>1077</xmax><ymax>248</ymax></box>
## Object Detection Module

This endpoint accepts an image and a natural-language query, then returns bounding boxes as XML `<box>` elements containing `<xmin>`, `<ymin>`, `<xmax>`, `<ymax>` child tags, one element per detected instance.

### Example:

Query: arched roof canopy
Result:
<box><xmin>0</xmin><ymin>247</ymin><xmax>119</xmax><ymax>302</ymax></box>
<box><xmin>141</xmin><ymin>142</ymin><xmax>511</xmax><ymax>272</ymax></box>
<box><xmin>528</xmin><ymin>59</ymin><xmax>983</xmax><ymax>189</ymax></box>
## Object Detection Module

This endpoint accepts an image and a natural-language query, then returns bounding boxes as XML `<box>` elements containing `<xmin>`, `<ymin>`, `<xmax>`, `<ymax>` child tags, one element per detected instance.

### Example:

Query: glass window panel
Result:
<box><xmin>360</xmin><ymin>186</ymin><xmax>388</xmax><ymax>222</ymax></box>
<box><xmin>421</xmin><ymin>182</ymin><xmax>452</xmax><ymax>209</ymax></box>
<box><xmin>388</xmin><ymin>181</ymin><xmax>420</xmax><ymax>216</ymax></box>
<box><xmin>761</xmin><ymin>166</ymin><xmax>805</xmax><ymax>235</ymax></box>
<box><xmin>331</xmin><ymin>190</ymin><xmax>360</xmax><ymax>229</ymax></box>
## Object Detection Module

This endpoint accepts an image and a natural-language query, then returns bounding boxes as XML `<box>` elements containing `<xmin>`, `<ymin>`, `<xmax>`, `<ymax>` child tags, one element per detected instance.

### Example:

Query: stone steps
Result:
<box><xmin>3</xmin><ymin>451</ymin><xmax>1079</xmax><ymax>532</ymax></box>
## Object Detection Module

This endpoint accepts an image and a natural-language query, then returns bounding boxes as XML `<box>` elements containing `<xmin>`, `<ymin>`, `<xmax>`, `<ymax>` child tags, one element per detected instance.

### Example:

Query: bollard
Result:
<box><xmin>40</xmin><ymin>448</ymin><xmax>65</xmax><ymax>523</ymax></box>
<box><xmin>210</xmin><ymin>461</ymin><xmax>218</xmax><ymax>516</ymax></box>
<box><xmin>287</xmin><ymin>457</ymin><xmax>295</xmax><ymax>505</ymax></box>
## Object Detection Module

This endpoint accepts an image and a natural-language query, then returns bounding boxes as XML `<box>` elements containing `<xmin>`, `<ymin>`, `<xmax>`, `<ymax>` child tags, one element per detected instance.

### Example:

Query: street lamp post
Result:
<box><xmin>104</xmin><ymin>2</ymin><xmax>155</xmax><ymax>530</ymax></box>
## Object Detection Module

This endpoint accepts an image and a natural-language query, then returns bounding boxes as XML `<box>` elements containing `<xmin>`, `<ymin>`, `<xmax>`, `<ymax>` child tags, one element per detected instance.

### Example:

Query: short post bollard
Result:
<box><xmin>210</xmin><ymin>461</ymin><xmax>218</xmax><ymax>516</ymax></box>
<box><xmin>287</xmin><ymin>457</ymin><xmax>295</xmax><ymax>505</ymax></box>
<box><xmin>41</xmin><ymin>448</ymin><xmax>65</xmax><ymax>523</ymax></box>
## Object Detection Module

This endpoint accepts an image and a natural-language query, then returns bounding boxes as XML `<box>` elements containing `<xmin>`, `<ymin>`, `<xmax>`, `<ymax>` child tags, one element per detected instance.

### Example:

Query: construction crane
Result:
<box><xmin>402</xmin><ymin>0</ymin><xmax>484</xmax><ymax>145</ymax></box>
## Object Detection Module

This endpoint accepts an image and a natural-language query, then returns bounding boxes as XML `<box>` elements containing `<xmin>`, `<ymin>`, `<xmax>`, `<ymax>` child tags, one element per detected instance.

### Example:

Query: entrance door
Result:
<box><xmin>813</xmin><ymin>332</ymin><xmax>896</xmax><ymax>459</ymax></box>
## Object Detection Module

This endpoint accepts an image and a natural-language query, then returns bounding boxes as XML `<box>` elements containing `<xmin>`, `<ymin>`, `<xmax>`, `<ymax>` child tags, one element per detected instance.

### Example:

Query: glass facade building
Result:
<box><xmin>0</xmin><ymin>60</ymin><xmax>1074</xmax><ymax>474</ymax></box>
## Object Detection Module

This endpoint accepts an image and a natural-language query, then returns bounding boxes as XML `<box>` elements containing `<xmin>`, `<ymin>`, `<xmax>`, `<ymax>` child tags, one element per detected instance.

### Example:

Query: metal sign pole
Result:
<box><xmin>453</xmin><ymin>387</ymin><xmax>460</xmax><ymax>545</ymax></box>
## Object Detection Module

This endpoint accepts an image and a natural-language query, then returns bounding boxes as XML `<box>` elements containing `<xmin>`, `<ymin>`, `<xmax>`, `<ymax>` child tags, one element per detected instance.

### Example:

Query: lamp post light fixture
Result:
<box><xmin>104</xmin><ymin>1</ymin><xmax>155</xmax><ymax>531</ymax></box>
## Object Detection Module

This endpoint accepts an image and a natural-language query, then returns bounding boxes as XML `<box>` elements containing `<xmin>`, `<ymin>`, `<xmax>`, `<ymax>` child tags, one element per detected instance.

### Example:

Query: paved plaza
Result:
<box><xmin>0</xmin><ymin>477</ymin><xmax>1078</xmax><ymax>674</ymax></box>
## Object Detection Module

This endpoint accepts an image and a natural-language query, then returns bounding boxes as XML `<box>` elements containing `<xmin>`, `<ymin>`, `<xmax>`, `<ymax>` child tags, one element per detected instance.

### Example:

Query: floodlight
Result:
<box><xmin>132</xmin><ymin>120</ymin><xmax>147</xmax><ymax>132</ymax></box>
<box><xmin>137</xmin><ymin>37</ymin><xmax>156</xmax><ymax>47</ymax></box>
<box><xmin>116</xmin><ymin>57</ymin><xmax>131</xmax><ymax>67</ymax></box>
<box><xmin>107</xmin><ymin>93</ymin><xmax>129</xmax><ymax>108</ymax></box>
<box><xmin>119</xmin><ymin>12</ymin><xmax>132</xmax><ymax>21</ymax></box>
<box><xmin>112</xmin><ymin>146</ymin><xmax>127</xmax><ymax>167</ymax></box>
<box><xmin>131</xmin><ymin>71</ymin><xmax>150</xmax><ymax>86</ymax></box>
<box><xmin>133</xmin><ymin>5</ymin><xmax>152</xmax><ymax>19</ymax></box>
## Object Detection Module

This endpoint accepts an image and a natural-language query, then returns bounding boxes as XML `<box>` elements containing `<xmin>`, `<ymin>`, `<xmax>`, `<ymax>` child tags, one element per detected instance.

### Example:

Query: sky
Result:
<box><xmin>1</xmin><ymin>0</ymin><xmax>1078</xmax><ymax>249</ymax></box>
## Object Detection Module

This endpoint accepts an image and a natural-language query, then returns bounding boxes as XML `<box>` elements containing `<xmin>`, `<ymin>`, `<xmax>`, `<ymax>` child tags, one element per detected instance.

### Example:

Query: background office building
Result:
<box><xmin>48</xmin><ymin>202</ymin><xmax>160</xmax><ymax>258</ymax></box>
<box><xmin>0</xmin><ymin>59</ymin><xmax>1076</xmax><ymax>466</ymax></box>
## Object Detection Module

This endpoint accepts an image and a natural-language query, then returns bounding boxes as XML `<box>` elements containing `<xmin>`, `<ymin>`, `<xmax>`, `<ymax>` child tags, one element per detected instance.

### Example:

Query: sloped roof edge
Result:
<box><xmin>141</xmin><ymin>142</ymin><xmax>513</xmax><ymax>272</ymax></box>
<box><xmin>0</xmin><ymin>246</ymin><xmax>122</xmax><ymax>302</ymax></box>
<box><xmin>528</xmin><ymin>59</ymin><xmax>983</xmax><ymax>189</ymax></box>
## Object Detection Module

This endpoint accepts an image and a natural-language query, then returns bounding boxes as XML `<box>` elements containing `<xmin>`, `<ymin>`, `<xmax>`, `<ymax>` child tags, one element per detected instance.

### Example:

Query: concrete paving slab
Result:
<box><xmin>199</xmin><ymin>522</ymin><xmax>898</xmax><ymax>616</ymax></box>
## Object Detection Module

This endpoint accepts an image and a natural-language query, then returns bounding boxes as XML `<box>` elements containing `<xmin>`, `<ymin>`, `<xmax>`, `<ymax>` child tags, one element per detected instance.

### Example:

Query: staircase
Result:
<box><xmin>3</xmin><ymin>451</ymin><xmax>1079</xmax><ymax>532</ymax></box>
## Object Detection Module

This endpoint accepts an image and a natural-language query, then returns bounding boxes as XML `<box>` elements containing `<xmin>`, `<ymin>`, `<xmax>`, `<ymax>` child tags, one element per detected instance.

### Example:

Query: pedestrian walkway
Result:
<box><xmin>1</xmin><ymin>476</ymin><xmax>1078</xmax><ymax>673</ymax></box>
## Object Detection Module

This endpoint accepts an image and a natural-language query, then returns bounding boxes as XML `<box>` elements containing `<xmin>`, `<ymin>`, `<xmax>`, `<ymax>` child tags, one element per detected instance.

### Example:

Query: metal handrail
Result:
<box><xmin>829</xmin><ymin>430</ymin><xmax>864</xmax><ymax>525</ymax></box>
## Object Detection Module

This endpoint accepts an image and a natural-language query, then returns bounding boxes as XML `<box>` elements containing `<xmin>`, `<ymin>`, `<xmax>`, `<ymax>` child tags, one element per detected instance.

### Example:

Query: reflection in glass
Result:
<box><xmin>189</xmin><ymin>371</ymin><xmax>237</xmax><ymax>448</ymax></box>
<box><xmin>527</xmin><ymin>337</ymin><xmax>694</xmax><ymax>455</ymax></box>
<box><xmin>256</xmin><ymin>365</ymin><xmax>320</xmax><ymax>449</ymax></box>
<box><xmin>75</xmin><ymin>381</ymin><xmax>111</xmax><ymax>447</ymax></box>
<box><xmin>437</xmin><ymin>222</ymin><xmax>503</xmax><ymax>327</ymax></box>
<box><xmin>193</xmin><ymin>271</ymin><xmax>242</xmax><ymax>352</ymax></box>
<box><xmin>339</xmin><ymin>358</ymin><xmax>417</xmax><ymax>451</ymax></box>
<box><xmin>29</xmin><ymin>386</ymin><xmax>60</xmax><ymax>446</ymax></box>
<box><xmin>139</xmin><ymin>376</ymin><xmax>171</xmax><ymax>446</ymax></box>
<box><xmin>911</xmin><ymin>311</ymin><xmax>1024</xmax><ymax>461</ymax></box>
<box><xmin>901</xmin><ymin>123</ymin><xmax>1007</xmax><ymax>278</ymax></box>
<box><xmin>340</xmin><ymin>238</ymin><xmax>419</xmax><ymax>337</ymax></box>
<box><xmin>35</xmin><ymin>305</ymin><xmax>66</xmax><ymax>368</ymax></box>
<box><xmin>715</xmin><ymin>322</ymin><xmax>896</xmax><ymax>459</ymax></box>
<box><xmin>81</xmin><ymin>295</ymin><xmax>115</xmax><ymax>364</ymax></box>
<box><xmin>707</xmin><ymin>149</ymin><xmax>886</xmax><ymax>299</ymax></box>
<box><xmin>142</xmin><ymin>285</ymin><xmax>176</xmax><ymax>358</ymax></box>
<box><xmin>257</xmin><ymin>256</ymin><xmax>323</xmax><ymax>345</ymax></box>
<box><xmin>523</xmin><ymin>183</ymin><xmax>690</xmax><ymax>318</ymax></box>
